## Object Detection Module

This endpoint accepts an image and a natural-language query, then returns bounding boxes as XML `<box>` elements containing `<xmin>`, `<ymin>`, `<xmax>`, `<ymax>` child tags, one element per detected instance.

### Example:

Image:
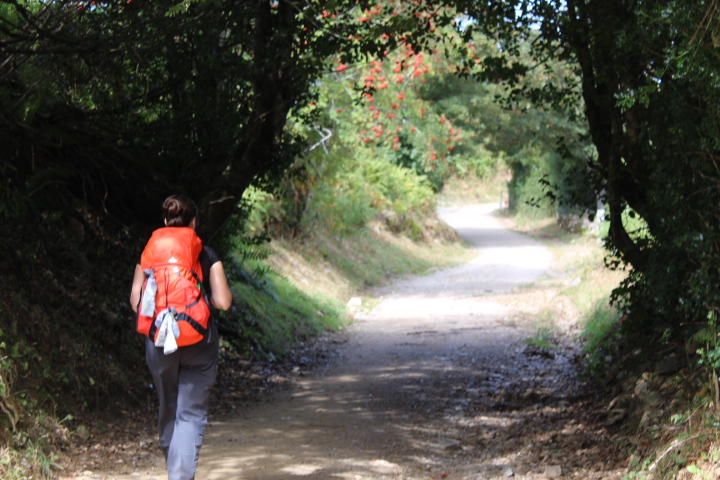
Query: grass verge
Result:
<box><xmin>500</xmin><ymin>212</ymin><xmax>625</xmax><ymax>359</ymax></box>
<box><xmin>220</xmin><ymin>213</ymin><xmax>474</xmax><ymax>360</ymax></box>
<box><xmin>267</xmin><ymin>219</ymin><xmax>473</xmax><ymax>304</ymax></box>
<box><xmin>503</xmin><ymin>212</ymin><xmax>720</xmax><ymax>480</ymax></box>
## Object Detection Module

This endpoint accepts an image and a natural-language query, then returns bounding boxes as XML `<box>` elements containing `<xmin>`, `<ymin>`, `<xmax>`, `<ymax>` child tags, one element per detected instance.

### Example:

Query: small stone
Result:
<box><xmin>634</xmin><ymin>379</ymin><xmax>649</xmax><ymax>397</ymax></box>
<box><xmin>76</xmin><ymin>425</ymin><xmax>91</xmax><ymax>442</ymax></box>
<box><xmin>646</xmin><ymin>391</ymin><xmax>663</xmax><ymax>406</ymax></box>
<box><xmin>503</xmin><ymin>465</ymin><xmax>514</xmax><ymax>477</ymax></box>
<box><xmin>545</xmin><ymin>465</ymin><xmax>562</xmax><ymax>477</ymax></box>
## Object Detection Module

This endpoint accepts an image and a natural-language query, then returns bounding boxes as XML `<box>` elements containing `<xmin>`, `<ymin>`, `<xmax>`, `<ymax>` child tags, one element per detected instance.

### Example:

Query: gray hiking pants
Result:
<box><xmin>145</xmin><ymin>325</ymin><xmax>218</xmax><ymax>480</ymax></box>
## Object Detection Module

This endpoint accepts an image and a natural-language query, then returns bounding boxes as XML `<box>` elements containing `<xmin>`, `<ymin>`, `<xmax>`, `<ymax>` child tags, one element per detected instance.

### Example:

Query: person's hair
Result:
<box><xmin>162</xmin><ymin>195</ymin><xmax>198</xmax><ymax>227</ymax></box>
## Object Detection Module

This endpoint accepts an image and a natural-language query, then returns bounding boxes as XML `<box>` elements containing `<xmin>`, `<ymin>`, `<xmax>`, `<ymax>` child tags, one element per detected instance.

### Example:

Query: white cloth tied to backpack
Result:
<box><xmin>154</xmin><ymin>308</ymin><xmax>180</xmax><ymax>355</ymax></box>
<box><xmin>140</xmin><ymin>269</ymin><xmax>157</xmax><ymax>317</ymax></box>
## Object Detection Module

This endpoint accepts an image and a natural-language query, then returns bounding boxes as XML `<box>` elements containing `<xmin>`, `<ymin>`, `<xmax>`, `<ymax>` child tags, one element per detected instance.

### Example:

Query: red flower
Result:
<box><xmin>336</xmin><ymin>64</ymin><xmax>348</xmax><ymax>72</ymax></box>
<box><xmin>393</xmin><ymin>145</ymin><xmax>399</xmax><ymax>150</ymax></box>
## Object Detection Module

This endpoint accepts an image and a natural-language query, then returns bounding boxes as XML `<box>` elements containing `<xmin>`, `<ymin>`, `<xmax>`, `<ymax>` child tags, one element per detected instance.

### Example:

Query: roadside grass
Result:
<box><xmin>499</xmin><ymin>211</ymin><xmax>626</xmax><ymax>362</ymax></box>
<box><xmin>436</xmin><ymin>175</ymin><xmax>625</xmax><ymax>360</ymax></box>
<box><xmin>503</xmin><ymin>212</ymin><xmax>720</xmax><ymax>480</ymax></box>
<box><xmin>445</xmin><ymin>184</ymin><xmax>720</xmax><ymax>480</ymax></box>
<box><xmin>224</xmin><ymin>215</ymin><xmax>475</xmax><ymax>359</ymax></box>
<box><xmin>525</xmin><ymin>314</ymin><xmax>562</xmax><ymax>351</ymax></box>
<box><xmin>437</xmin><ymin>171</ymin><xmax>511</xmax><ymax>207</ymax></box>
<box><xmin>266</xmin><ymin>220</ymin><xmax>475</xmax><ymax>306</ymax></box>
<box><xmin>226</xmin><ymin>276</ymin><xmax>346</xmax><ymax>359</ymax></box>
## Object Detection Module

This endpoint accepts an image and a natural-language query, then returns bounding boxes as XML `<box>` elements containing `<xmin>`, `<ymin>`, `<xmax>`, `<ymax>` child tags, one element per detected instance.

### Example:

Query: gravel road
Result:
<box><xmin>71</xmin><ymin>205</ymin><xmax>626</xmax><ymax>480</ymax></box>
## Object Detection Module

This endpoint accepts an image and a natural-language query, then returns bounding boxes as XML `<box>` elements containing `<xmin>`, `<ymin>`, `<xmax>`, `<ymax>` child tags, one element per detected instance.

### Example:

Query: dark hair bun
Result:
<box><xmin>165</xmin><ymin>198</ymin><xmax>182</xmax><ymax>217</ymax></box>
<box><xmin>162</xmin><ymin>195</ymin><xmax>198</xmax><ymax>227</ymax></box>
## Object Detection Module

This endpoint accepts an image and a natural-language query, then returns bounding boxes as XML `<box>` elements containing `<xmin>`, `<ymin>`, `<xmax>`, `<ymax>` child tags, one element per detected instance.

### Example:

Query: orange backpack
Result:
<box><xmin>137</xmin><ymin>227</ymin><xmax>211</xmax><ymax>347</ymax></box>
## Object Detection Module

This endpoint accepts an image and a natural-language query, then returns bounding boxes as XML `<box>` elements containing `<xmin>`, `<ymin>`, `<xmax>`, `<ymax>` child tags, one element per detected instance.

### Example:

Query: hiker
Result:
<box><xmin>129</xmin><ymin>194</ymin><xmax>232</xmax><ymax>480</ymax></box>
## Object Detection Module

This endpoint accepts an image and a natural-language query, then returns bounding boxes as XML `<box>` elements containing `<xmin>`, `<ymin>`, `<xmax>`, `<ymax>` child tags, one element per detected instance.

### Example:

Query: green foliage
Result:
<box><xmin>0</xmin><ymin>436</ymin><xmax>61</xmax><ymax>480</ymax></box>
<box><xmin>0</xmin><ymin>0</ymin><xmax>451</xmax><ymax>236</ymax></box>
<box><xmin>686</xmin><ymin>465</ymin><xmax>712</xmax><ymax>480</ymax></box>
<box><xmin>507</xmin><ymin>152</ymin><xmax>554</xmax><ymax>218</ymax></box>
<box><xmin>0</xmin><ymin>214</ymin><xmax>151</xmax><ymax>476</ymax></box>
<box><xmin>417</xmin><ymin>31</ymin><xmax>593</xmax><ymax>220</ymax></box>
<box><xmin>244</xmin><ymin>23</ymin><xmax>592</xmax><ymax>241</ymax></box>
<box><xmin>222</xmin><ymin>277</ymin><xmax>343</xmax><ymax>359</ymax></box>
<box><xmin>580</xmin><ymin>299</ymin><xmax>622</xmax><ymax>376</ymax></box>
<box><xmin>525</xmin><ymin>328</ymin><xmax>560</xmax><ymax>351</ymax></box>
<box><xmin>218</xmin><ymin>216</ymin><xmax>468</xmax><ymax>358</ymax></box>
<box><xmin>436</xmin><ymin>0</ymin><xmax>720</xmax><ymax>362</ymax></box>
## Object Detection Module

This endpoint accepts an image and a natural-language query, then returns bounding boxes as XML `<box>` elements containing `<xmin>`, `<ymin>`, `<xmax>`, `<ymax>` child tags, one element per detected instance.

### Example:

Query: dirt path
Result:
<box><xmin>71</xmin><ymin>205</ymin><xmax>627</xmax><ymax>480</ymax></box>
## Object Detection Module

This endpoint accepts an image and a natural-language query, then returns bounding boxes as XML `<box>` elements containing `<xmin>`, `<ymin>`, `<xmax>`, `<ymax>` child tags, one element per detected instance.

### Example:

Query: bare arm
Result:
<box><xmin>209</xmin><ymin>261</ymin><xmax>233</xmax><ymax>311</ymax></box>
<box><xmin>129</xmin><ymin>264</ymin><xmax>145</xmax><ymax>313</ymax></box>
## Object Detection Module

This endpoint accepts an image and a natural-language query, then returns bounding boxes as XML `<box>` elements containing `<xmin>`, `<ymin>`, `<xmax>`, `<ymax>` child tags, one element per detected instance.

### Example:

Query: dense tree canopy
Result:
<box><xmin>433</xmin><ymin>0</ymin><xmax>720</xmax><ymax>338</ymax></box>
<box><xmin>0</xmin><ymin>0</ymin><xmax>448</xmax><ymax>237</ymax></box>
<box><xmin>5</xmin><ymin>0</ymin><xmax>720</xmax><ymax>333</ymax></box>
<box><xmin>6</xmin><ymin>1</ymin><xmax>720</xmax><ymax>476</ymax></box>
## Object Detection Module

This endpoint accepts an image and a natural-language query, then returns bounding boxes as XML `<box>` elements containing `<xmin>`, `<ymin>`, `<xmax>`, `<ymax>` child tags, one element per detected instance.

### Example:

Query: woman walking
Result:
<box><xmin>130</xmin><ymin>195</ymin><xmax>232</xmax><ymax>480</ymax></box>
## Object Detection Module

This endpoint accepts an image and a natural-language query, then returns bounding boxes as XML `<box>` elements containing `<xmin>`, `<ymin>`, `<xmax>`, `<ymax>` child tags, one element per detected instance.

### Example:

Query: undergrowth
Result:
<box><xmin>507</xmin><ymin>210</ymin><xmax>720</xmax><ymax>480</ymax></box>
<box><xmin>0</xmin><ymin>213</ymin><xmax>150</xmax><ymax>479</ymax></box>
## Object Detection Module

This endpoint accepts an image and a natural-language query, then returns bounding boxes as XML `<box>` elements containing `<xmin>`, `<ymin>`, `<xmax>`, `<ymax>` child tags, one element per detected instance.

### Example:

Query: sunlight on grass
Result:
<box><xmin>504</xmin><ymin>209</ymin><xmax>627</xmax><ymax>358</ymax></box>
<box><xmin>267</xmin><ymin>223</ymin><xmax>474</xmax><ymax>305</ymax></box>
<box><xmin>437</xmin><ymin>171</ymin><xmax>511</xmax><ymax>207</ymax></box>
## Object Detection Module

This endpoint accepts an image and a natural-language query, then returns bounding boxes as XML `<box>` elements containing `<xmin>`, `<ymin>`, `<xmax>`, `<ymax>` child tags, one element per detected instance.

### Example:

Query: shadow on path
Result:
<box><xmin>85</xmin><ymin>205</ymin><xmax>625</xmax><ymax>480</ymax></box>
<box><xmin>190</xmin><ymin>205</ymin><xmax>625</xmax><ymax>480</ymax></box>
